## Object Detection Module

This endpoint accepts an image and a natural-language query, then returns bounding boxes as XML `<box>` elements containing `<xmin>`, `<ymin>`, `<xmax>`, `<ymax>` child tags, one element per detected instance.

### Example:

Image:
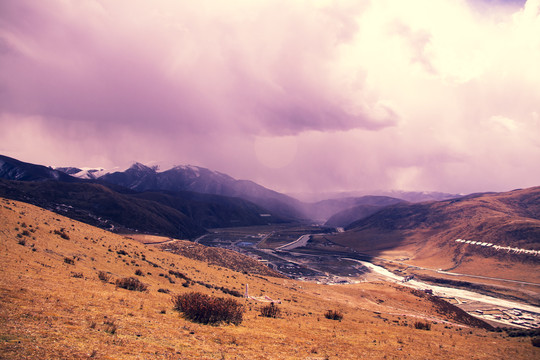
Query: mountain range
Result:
<box><xmin>3</xmin><ymin>153</ymin><xmax>539</xmax><ymax>273</ymax></box>
<box><xmin>1</xmin><ymin>154</ymin><xmax>428</xmax><ymax>228</ymax></box>
<box><xmin>0</xmin><ymin>155</ymin><xmax>291</xmax><ymax>238</ymax></box>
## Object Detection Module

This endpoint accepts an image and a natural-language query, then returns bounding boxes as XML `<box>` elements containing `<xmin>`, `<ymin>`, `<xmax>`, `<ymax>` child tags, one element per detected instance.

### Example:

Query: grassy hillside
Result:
<box><xmin>327</xmin><ymin>187</ymin><xmax>540</xmax><ymax>282</ymax></box>
<box><xmin>1</xmin><ymin>198</ymin><xmax>538</xmax><ymax>359</ymax></box>
<box><xmin>126</xmin><ymin>233</ymin><xmax>286</xmax><ymax>278</ymax></box>
<box><xmin>0</xmin><ymin>179</ymin><xmax>287</xmax><ymax>239</ymax></box>
<box><xmin>0</xmin><ymin>179</ymin><xmax>206</xmax><ymax>239</ymax></box>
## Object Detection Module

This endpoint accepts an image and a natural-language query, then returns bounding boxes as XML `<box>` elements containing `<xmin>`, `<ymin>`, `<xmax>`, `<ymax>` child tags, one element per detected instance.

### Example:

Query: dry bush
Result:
<box><xmin>414</xmin><ymin>321</ymin><xmax>432</xmax><ymax>330</ymax></box>
<box><xmin>135</xmin><ymin>269</ymin><xmax>143</xmax><ymax>276</ymax></box>
<box><xmin>324</xmin><ymin>310</ymin><xmax>343</xmax><ymax>321</ymax></box>
<box><xmin>98</xmin><ymin>271</ymin><xmax>111</xmax><ymax>282</ymax></box>
<box><xmin>172</xmin><ymin>291</ymin><xmax>244</xmax><ymax>325</ymax></box>
<box><xmin>54</xmin><ymin>229</ymin><xmax>70</xmax><ymax>240</ymax></box>
<box><xmin>63</xmin><ymin>257</ymin><xmax>75</xmax><ymax>265</ymax></box>
<box><xmin>260</xmin><ymin>302</ymin><xmax>281</xmax><ymax>318</ymax></box>
<box><xmin>103</xmin><ymin>320</ymin><xmax>117</xmax><ymax>334</ymax></box>
<box><xmin>116</xmin><ymin>277</ymin><xmax>148</xmax><ymax>292</ymax></box>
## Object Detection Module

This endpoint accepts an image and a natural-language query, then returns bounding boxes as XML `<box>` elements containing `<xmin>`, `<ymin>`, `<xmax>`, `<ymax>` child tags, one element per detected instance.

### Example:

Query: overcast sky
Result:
<box><xmin>1</xmin><ymin>0</ymin><xmax>539</xmax><ymax>195</ymax></box>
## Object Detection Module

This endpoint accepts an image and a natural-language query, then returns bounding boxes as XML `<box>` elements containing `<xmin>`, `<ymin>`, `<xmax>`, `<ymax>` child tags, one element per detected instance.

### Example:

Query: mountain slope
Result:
<box><xmin>130</xmin><ymin>190</ymin><xmax>285</xmax><ymax>229</ymax></box>
<box><xmin>0</xmin><ymin>155</ymin><xmax>288</xmax><ymax>234</ymax></box>
<box><xmin>99</xmin><ymin>163</ymin><xmax>305</xmax><ymax>219</ymax></box>
<box><xmin>55</xmin><ymin>166</ymin><xmax>109</xmax><ymax>179</ymax></box>
<box><xmin>329</xmin><ymin>187</ymin><xmax>540</xmax><ymax>281</ymax></box>
<box><xmin>2</xmin><ymin>198</ymin><xmax>533</xmax><ymax>359</ymax></box>
<box><xmin>318</xmin><ymin>196</ymin><xmax>406</xmax><ymax>226</ymax></box>
<box><xmin>0</xmin><ymin>154</ymin><xmax>78</xmax><ymax>182</ymax></box>
<box><xmin>0</xmin><ymin>178</ymin><xmax>287</xmax><ymax>238</ymax></box>
<box><xmin>0</xmin><ymin>178</ymin><xmax>206</xmax><ymax>239</ymax></box>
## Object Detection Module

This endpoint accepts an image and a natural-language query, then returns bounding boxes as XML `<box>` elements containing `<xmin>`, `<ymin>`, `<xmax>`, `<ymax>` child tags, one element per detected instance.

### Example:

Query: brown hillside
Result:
<box><xmin>125</xmin><ymin>233</ymin><xmax>286</xmax><ymax>278</ymax></box>
<box><xmin>1</xmin><ymin>198</ymin><xmax>538</xmax><ymax>359</ymax></box>
<box><xmin>160</xmin><ymin>240</ymin><xmax>287</xmax><ymax>279</ymax></box>
<box><xmin>330</xmin><ymin>187</ymin><xmax>540</xmax><ymax>282</ymax></box>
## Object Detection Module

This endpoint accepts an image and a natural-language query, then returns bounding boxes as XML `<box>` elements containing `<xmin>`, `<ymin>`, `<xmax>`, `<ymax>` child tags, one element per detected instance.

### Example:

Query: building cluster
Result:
<box><xmin>455</xmin><ymin>239</ymin><xmax>539</xmax><ymax>256</ymax></box>
<box><xmin>474</xmin><ymin>308</ymin><xmax>540</xmax><ymax>329</ymax></box>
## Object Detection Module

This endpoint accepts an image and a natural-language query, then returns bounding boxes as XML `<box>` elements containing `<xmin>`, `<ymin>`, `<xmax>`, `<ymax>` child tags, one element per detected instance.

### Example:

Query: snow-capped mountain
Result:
<box><xmin>54</xmin><ymin>167</ymin><xmax>110</xmax><ymax>180</ymax></box>
<box><xmin>99</xmin><ymin>162</ymin><xmax>305</xmax><ymax>219</ymax></box>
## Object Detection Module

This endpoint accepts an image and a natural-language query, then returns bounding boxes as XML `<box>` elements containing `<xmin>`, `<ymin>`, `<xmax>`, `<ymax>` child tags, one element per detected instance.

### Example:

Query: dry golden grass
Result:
<box><xmin>1</xmin><ymin>198</ymin><xmax>539</xmax><ymax>359</ymax></box>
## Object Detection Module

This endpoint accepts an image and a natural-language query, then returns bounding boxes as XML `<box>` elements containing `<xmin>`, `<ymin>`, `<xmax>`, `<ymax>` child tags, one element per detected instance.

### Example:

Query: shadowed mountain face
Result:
<box><xmin>0</xmin><ymin>156</ymin><xmax>290</xmax><ymax>238</ymax></box>
<box><xmin>329</xmin><ymin>187</ymin><xmax>540</xmax><ymax>272</ymax></box>
<box><xmin>100</xmin><ymin>163</ymin><xmax>305</xmax><ymax>220</ymax></box>
<box><xmin>0</xmin><ymin>179</ymin><xmax>206</xmax><ymax>239</ymax></box>
<box><xmin>0</xmin><ymin>154</ymin><xmax>78</xmax><ymax>182</ymax></box>
<box><xmin>0</xmin><ymin>179</ymin><xmax>288</xmax><ymax>238</ymax></box>
<box><xmin>319</xmin><ymin>196</ymin><xmax>406</xmax><ymax>227</ymax></box>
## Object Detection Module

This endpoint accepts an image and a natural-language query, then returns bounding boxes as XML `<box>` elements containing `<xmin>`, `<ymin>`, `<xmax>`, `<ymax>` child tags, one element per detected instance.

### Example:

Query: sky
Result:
<box><xmin>1</xmin><ymin>0</ymin><xmax>539</xmax><ymax>196</ymax></box>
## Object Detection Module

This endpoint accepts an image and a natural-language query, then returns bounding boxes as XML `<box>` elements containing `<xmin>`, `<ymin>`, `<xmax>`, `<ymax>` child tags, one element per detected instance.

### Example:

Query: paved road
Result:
<box><xmin>275</xmin><ymin>234</ymin><xmax>311</xmax><ymax>251</ymax></box>
<box><xmin>193</xmin><ymin>234</ymin><xmax>208</xmax><ymax>244</ymax></box>
<box><xmin>143</xmin><ymin>238</ymin><xmax>179</xmax><ymax>245</ymax></box>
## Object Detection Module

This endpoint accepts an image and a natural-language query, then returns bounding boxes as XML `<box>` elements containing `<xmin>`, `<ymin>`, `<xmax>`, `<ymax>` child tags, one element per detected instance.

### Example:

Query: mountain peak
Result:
<box><xmin>128</xmin><ymin>162</ymin><xmax>155</xmax><ymax>172</ymax></box>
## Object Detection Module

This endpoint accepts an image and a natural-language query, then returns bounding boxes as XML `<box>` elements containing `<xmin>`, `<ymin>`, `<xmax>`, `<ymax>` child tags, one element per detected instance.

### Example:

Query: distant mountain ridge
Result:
<box><xmin>0</xmin><ymin>154</ymin><xmax>77</xmax><ymax>182</ymax></box>
<box><xmin>99</xmin><ymin>162</ymin><xmax>305</xmax><ymax>220</ymax></box>
<box><xmin>328</xmin><ymin>186</ymin><xmax>540</xmax><ymax>279</ymax></box>
<box><xmin>0</xmin><ymin>155</ymin><xmax>289</xmax><ymax>237</ymax></box>
<box><xmin>301</xmin><ymin>195</ymin><xmax>406</xmax><ymax>224</ymax></box>
<box><xmin>324</xmin><ymin>196</ymin><xmax>407</xmax><ymax>227</ymax></box>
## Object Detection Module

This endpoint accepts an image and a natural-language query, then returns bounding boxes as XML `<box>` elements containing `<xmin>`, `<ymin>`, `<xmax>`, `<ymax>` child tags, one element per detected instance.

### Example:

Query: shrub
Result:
<box><xmin>158</xmin><ymin>288</ymin><xmax>170</xmax><ymax>294</ymax></box>
<box><xmin>17</xmin><ymin>238</ymin><xmax>26</xmax><ymax>246</ymax></box>
<box><xmin>54</xmin><ymin>229</ymin><xmax>70</xmax><ymax>240</ymax></box>
<box><xmin>260</xmin><ymin>302</ymin><xmax>281</xmax><ymax>318</ymax></box>
<box><xmin>135</xmin><ymin>269</ymin><xmax>143</xmax><ymax>276</ymax></box>
<box><xmin>116</xmin><ymin>277</ymin><xmax>148</xmax><ymax>292</ymax></box>
<box><xmin>169</xmin><ymin>270</ymin><xmax>188</xmax><ymax>280</ymax></box>
<box><xmin>98</xmin><ymin>271</ymin><xmax>111</xmax><ymax>282</ymax></box>
<box><xmin>71</xmin><ymin>272</ymin><xmax>84</xmax><ymax>278</ymax></box>
<box><xmin>172</xmin><ymin>292</ymin><xmax>244</xmax><ymax>325</ymax></box>
<box><xmin>324</xmin><ymin>310</ymin><xmax>343</xmax><ymax>321</ymax></box>
<box><xmin>414</xmin><ymin>321</ymin><xmax>432</xmax><ymax>330</ymax></box>
<box><xmin>64</xmin><ymin>257</ymin><xmax>75</xmax><ymax>265</ymax></box>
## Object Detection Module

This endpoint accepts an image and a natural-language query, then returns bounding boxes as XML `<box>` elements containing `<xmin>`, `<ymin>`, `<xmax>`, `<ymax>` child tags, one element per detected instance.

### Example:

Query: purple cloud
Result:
<box><xmin>1</xmin><ymin>0</ymin><xmax>539</xmax><ymax>195</ymax></box>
